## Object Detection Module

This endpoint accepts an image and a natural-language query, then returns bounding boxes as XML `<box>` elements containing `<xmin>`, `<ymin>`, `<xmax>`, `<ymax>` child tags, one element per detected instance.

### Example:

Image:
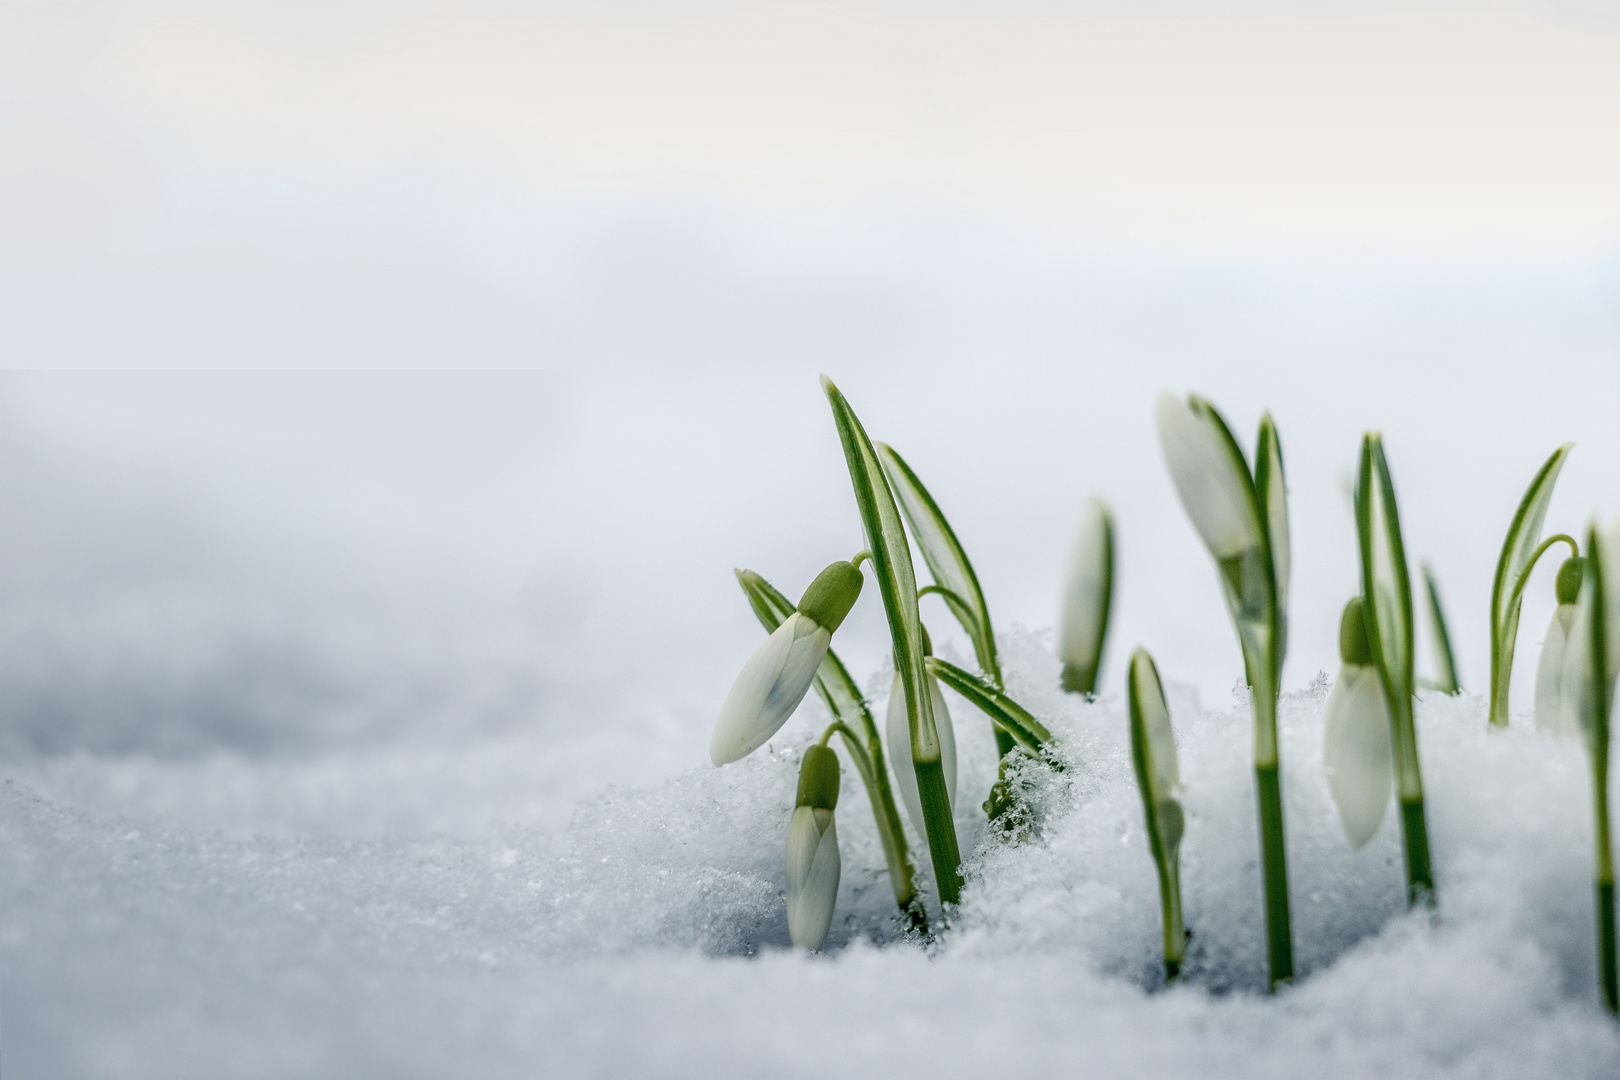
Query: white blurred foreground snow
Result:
<box><xmin>6</xmin><ymin>626</ymin><xmax>1620</xmax><ymax>1077</ymax></box>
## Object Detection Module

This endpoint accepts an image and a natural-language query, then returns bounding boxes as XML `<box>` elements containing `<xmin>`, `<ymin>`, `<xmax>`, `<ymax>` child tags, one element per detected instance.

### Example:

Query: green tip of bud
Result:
<box><xmin>796</xmin><ymin>745</ymin><xmax>841</xmax><ymax>810</ymax></box>
<box><xmin>1340</xmin><ymin>597</ymin><xmax>1372</xmax><ymax>665</ymax></box>
<box><xmin>797</xmin><ymin>561</ymin><xmax>864</xmax><ymax>632</ymax></box>
<box><xmin>1556</xmin><ymin>556</ymin><xmax>1585</xmax><ymax>605</ymax></box>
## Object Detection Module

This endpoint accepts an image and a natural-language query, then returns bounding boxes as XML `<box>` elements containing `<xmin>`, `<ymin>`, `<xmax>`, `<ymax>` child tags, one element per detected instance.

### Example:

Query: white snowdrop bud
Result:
<box><xmin>1058</xmin><ymin>500</ymin><xmax>1113</xmax><ymax>694</ymax></box>
<box><xmin>710</xmin><ymin>561</ymin><xmax>863</xmax><ymax>766</ymax></box>
<box><xmin>1535</xmin><ymin>557</ymin><xmax>1584</xmax><ymax>736</ymax></box>
<box><xmin>786</xmin><ymin>745</ymin><xmax>842</xmax><ymax>951</ymax></box>
<box><xmin>1323</xmin><ymin>599</ymin><xmax>1394</xmax><ymax>849</ymax></box>
<box><xmin>1154</xmin><ymin>391</ymin><xmax>1262</xmax><ymax>560</ymax></box>
<box><xmin>886</xmin><ymin>669</ymin><xmax>957</xmax><ymax>846</ymax></box>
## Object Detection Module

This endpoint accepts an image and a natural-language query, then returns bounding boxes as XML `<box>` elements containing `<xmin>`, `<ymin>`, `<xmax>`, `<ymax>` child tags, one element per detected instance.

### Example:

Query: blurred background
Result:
<box><xmin>1</xmin><ymin>1</ymin><xmax>1618</xmax><ymax>835</ymax></box>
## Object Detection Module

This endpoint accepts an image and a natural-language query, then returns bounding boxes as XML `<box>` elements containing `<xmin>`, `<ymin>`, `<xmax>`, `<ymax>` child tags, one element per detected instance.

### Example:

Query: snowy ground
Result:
<box><xmin>7</xmin><ymin>607</ymin><xmax>1620</xmax><ymax>1078</ymax></box>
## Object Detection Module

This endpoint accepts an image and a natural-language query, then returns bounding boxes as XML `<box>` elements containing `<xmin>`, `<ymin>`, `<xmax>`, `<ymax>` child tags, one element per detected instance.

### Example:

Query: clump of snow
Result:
<box><xmin>5</xmin><ymin>626</ymin><xmax>1619</xmax><ymax>1078</ymax></box>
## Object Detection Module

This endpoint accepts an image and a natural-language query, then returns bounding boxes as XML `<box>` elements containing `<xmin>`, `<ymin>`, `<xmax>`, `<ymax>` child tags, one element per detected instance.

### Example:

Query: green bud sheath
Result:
<box><xmin>797</xmin><ymin>561</ymin><xmax>864</xmax><ymax>633</ymax></box>
<box><xmin>1340</xmin><ymin>597</ymin><xmax>1372</xmax><ymax>665</ymax></box>
<box><xmin>1557</xmin><ymin>556</ymin><xmax>1586</xmax><ymax>605</ymax></box>
<box><xmin>796</xmin><ymin>745</ymin><xmax>842</xmax><ymax>810</ymax></box>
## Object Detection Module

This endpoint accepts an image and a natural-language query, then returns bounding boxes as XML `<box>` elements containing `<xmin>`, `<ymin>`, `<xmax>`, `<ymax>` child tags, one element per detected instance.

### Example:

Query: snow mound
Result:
<box><xmin>4</xmin><ymin>628</ymin><xmax>1619</xmax><ymax>1078</ymax></box>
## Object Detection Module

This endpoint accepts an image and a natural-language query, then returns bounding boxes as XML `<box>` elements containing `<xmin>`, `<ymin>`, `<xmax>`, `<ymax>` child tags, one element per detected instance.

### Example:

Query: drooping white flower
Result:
<box><xmin>711</xmin><ymin>613</ymin><xmax>831</xmax><ymax>765</ymax></box>
<box><xmin>1058</xmin><ymin>500</ymin><xmax>1113</xmax><ymax>694</ymax></box>
<box><xmin>886</xmin><ymin>670</ymin><xmax>956</xmax><ymax>845</ymax></box>
<box><xmin>710</xmin><ymin>561</ymin><xmax>863</xmax><ymax>766</ymax></box>
<box><xmin>1154</xmin><ymin>392</ymin><xmax>1262</xmax><ymax>561</ymax></box>
<box><xmin>1535</xmin><ymin>556</ymin><xmax>1584</xmax><ymax>736</ymax></box>
<box><xmin>1323</xmin><ymin>598</ymin><xmax>1393</xmax><ymax>849</ymax></box>
<box><xmin>786</xmin><ymin>745</ymin><xmax>842</xmax><ymax>950</ymax></box>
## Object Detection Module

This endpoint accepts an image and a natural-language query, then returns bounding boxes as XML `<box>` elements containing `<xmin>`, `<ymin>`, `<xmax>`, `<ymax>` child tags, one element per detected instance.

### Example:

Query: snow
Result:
<box><xmin>7</xmin><ymin>614</ymin><xmax>1620</xmax><ymax>1077</ymax></box>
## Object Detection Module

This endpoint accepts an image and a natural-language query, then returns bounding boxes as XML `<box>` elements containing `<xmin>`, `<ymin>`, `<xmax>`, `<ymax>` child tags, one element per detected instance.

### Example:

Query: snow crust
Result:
<box><xmin>6</xmin><ymin>628</ymin><xmax>1619</xmax><ymax>1079</ymax></box>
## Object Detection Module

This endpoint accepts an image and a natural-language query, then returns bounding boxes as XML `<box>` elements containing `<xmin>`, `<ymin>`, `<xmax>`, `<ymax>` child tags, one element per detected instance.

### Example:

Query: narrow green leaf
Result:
<box><xmin>1354</xmin><ymin>433</ymin><xmax>1432</xmax><ymax>905</ymax></box>
<box><xmin>1254</xmin><ymin>413</ymin><xmax>1289</xmax><ymax>666</ymax></box>
<box><xmin>823</xmin><ymin>376</ymin><xmax>962</xmax><ymax>906</ymax></box>
<box><xmin>876</xmin><ymin>443</ymin><xmax>1000</xmax><ymax>686</ymax></box>
<box><xmin>924</xmin><ymin>657</ymin><xmax>1053</xmax><ymax>754</ymax></box>
<box><xmin>1489</xmin><ymin>443</ymin><xmax>1574</xmax><ymax>727</ymax></box>
<box><xmin>1422</xmin><ymin>563</ymin><xmax>1461</xmax><ymax>695</ymax></box>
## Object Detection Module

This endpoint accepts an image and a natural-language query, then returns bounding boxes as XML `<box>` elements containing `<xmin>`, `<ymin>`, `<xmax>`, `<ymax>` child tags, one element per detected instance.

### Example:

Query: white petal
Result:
<box><xmin>710</xmin><ymin>613</ymin><xmax>829</xmax><ymax>766</ymax></box>
<box><xmin>1535</xmin><ymin>604</ymin><xmax>1577</xmax><ymax>736</ymax></box>
<box><xmin>1154</xmin><ymin>392</ymin><xmax>1260</xmax><ymax>560</ymax></box>
<box><xmin>1057</xmin><ymin>502</ymin><xmax>1109</xmax><ymax>673</ymax></box>
<box><xmin>1559</xmin><ymin>590</ymin><xmax>1596</xmax><ymax>740</ymax></box>
<box><xmin>786</xmin><ymin>811</ymin><xmax>840</xmax><ymax>950</ymax></box>
<box><xmin>1323</xmin><ymin>664</ymin><xmax>1393</xmax><ymax>849</ymax></box>
<box><xmin>885</xmin><ymin>672</ymin><xmax>957</xmax><ymax>846</ymax></box>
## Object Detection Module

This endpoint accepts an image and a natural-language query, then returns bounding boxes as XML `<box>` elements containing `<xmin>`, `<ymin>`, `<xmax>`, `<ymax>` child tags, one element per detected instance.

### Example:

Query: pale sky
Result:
<box><xmin>6</xmin><ymin>1</ymin><xmax>1620</xmax><ymax>255</ymax></box>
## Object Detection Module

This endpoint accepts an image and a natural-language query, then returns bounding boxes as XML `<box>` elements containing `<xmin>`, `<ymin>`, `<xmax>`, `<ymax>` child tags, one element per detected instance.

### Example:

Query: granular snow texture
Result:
<box><xmin>5</xmin><ymin>629</ymin><xmax>1618</xmax><ymax>1079</ymax></box>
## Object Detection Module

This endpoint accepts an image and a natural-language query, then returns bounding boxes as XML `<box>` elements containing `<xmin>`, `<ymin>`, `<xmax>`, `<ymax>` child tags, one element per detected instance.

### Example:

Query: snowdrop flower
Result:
<box><xmin>886</xmin><ymin>660</ymin><xmax>956</xmax><ymax>845</ymax></box>
<box><xmin>1535</xmin><ymin>557</ymin><xmax>1585</xmax><ymax>736</ymax></box>
<box><xmin>1058</xmin><ymin>501</ymin><xmax>1114</xmax><ymax>694</ymax></box>
<box><xmin>786</xmin><ymin>744</ymin><xmax>842</xmax><ymax>950</ymax></box>
<box><xmin>1323</xmin><ymin>598</ymin><xmax>1393</xmax><ymax>849</ymax></box>
<box><xmin>1154</xmin><ymin>392</ymin><xmax>1262</xmax><ymax>561</ymax></box>
<box><xmin>711</xmin><ymin>560</ymin><xmax>864</xmax><ymax>766</ymax></box>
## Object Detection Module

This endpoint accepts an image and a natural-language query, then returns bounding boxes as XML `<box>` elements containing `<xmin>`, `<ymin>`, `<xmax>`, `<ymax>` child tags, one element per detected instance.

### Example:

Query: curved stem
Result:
<box><xmin>850</xmin><ymin>549</ymin><xmax>873</xmax><ymax>571</ymax></box>
<box><xmin>1506</xmin><ymin>534</ymin><xmax>1579</xmax><ymax>624</ymax></box>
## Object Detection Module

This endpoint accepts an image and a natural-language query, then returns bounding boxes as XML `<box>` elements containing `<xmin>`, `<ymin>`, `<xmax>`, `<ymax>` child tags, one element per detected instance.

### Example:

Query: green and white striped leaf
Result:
<box><xmin>1422</xmin><ymin>563</ymin><xmax>1461</xmax><ymax>695</ymax></box>
<box><xmin>924</xmin><ymin>657</ymin><xmax>1052</xmax><ymax>755</ymax></box>
<box><xmin>1254</xmin><ymin>413</ymin><xmax>1289</xmax><ymax>663</ymax></box>
<box><xmin>1489</xmin><ymin>443</ymin><xmax>1573</xmax><ymax>726</ymax></box>
<box><xmin>823</xmin><ymin>375</ymin><xmax>962</xmax><ymax>905</ymax></box>
<box><xmin>876</xmin><ymin>442</ymin><xmax>1000</xmax><ymax>685</ymax></box>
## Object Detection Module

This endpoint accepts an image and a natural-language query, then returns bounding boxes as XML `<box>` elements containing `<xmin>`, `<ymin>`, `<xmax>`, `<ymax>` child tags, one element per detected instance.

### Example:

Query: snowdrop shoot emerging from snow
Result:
<box><xmin>1323</xmin><ymin>598</ymin><xmax>1394</xmax><ymax>849</ymax></box>
<box><xmin>1490</xmin><ymin>444</ymin><xmax>1576</xmax><ymax>729</ymax></box>
<box><xmin>711</xmin><ymin>560</ymin><xmax>864</xmax><ymax>765</ymax></box>
<box><xmin>786</xmin><ymin>744</ymin><xmax>843</xmax><ymax>951</ymax></box>
<box><xmin>1155</xmin><ymin>391</ymin><xmax>1293</xmax><ymax>989</ymax></box>
<box><xmin>1126</xmin><ymin>648</ymin><xmax>1186</xmax><ymax>980</ymax></box>
<box><xmin>1557</xmin><ymin>521</ymin><xmax>1620</xmax><ymax>1011</ymax></box>
<box><xmin>1058</xmin><ymin>501</ymin><xmax>1114</xmax><ymax>695</ymax></box>
<box><xmin>1353</xmin><ymin>433</ymin><xmax>1433</xmax><ymax>906</ymax></box>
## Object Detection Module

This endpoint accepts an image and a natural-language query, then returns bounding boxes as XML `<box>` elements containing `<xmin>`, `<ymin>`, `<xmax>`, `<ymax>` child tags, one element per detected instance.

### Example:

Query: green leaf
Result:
<box><xmin>1489</xmin><ymin>443</ymin><xmax>1574</xmax><ymax>727</ymax></box>
<box><xmin>924</xmin><ymin>657</ymin><xmax>1052</xmax><ymax>754</ymax></box>
<box><xmin>1422</xmin><ymin>563</ymin><xmax>1461</xmax><ymax>695</ymax></box>
<box><xmin>876</xmin><ymin>443</ymin><xmax>1001</xmax><ymax>685</ymax></box>
<box><xmin>823</xmin><ymin>376</ymin><xmax>962</xmax><ymax>906</ymax></box>
<box><xmin>1254</xmin><ymin>413</ymin><xmax>1289</xmax><ymax>665</ymax></box>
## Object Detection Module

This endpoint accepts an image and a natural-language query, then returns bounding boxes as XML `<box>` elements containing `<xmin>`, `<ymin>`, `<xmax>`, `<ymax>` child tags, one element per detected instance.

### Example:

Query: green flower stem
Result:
<box><xmin>1159</xmin><ymin>859</ymin><xmax>1186</xmax><ymax>980</ymax></box>
<box><xmin>1586</xmin><ymin>523</ymin><xmax>1616</xmax><ymax>1012</ymax></box>
<box><xmin>1401</xmin><ymin>799</ymin><xmax>1434</xmax><ymax>904</ymax></box>
<box><xmin>1253</xmin><ymin>721</ymin><xmax>1294</xmax><ymax>989</ymax></box>
<box><xmin>822</xmin><ymin>720</ymin><xmax>930</xmax><ymax>934</ymax></box>
<box><xmin>1505</xmin><ymin>534</ymin><xmax>1579</xmax><ymax>632</ymax></box>
<box><xmin>918</xmin><ymin>585</ymin><xmax>1016</xmax><ymax>760</ymax></box>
